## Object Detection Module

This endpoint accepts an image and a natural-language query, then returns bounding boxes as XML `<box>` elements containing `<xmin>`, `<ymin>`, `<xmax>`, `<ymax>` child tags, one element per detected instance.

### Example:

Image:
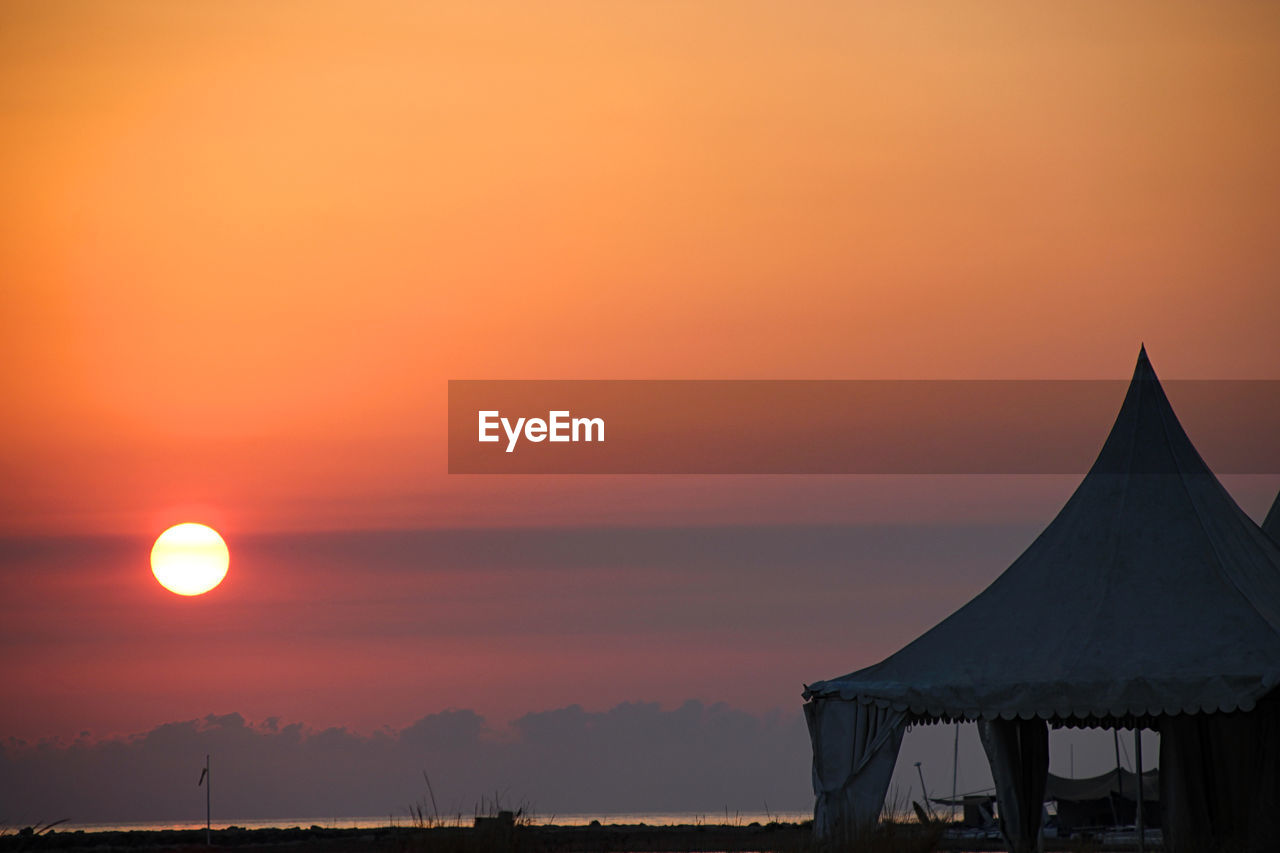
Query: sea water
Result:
<box><xmin>55</xmin><ymin>811</ymin><xmax>813</xmax><ymax>834</ymax></box>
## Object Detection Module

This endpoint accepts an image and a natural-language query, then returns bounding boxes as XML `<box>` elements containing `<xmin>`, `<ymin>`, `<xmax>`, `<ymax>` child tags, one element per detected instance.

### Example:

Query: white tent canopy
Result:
<box><xmin>803</xmin><ymin>348</ymin><xmax>1280</xmax><ymax>852</ymax></box>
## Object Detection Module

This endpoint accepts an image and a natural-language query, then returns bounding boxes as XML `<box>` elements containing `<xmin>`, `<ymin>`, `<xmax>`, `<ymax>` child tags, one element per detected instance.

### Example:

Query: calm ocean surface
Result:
<box><xmin>59</xmin><ymin>812</ymin><xmax>813</xmax><ymax>833</ymax></box>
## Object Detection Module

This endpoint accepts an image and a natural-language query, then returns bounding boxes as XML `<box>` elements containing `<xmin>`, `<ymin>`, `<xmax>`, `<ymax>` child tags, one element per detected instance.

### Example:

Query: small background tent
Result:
<box><xmin>804</xmin><ymin>348</ymin><xmax>1280</xmax><ymax>853</ymax></box>
<box><xmin>1265</xmin><ymin>490</ymin><xmax>1280</xmax><ymax>541</ymax></box>
<box><xmin>1045</xmin><ymin>769</ymin><xmax>1159</xmax><ymax>835</ymax></box>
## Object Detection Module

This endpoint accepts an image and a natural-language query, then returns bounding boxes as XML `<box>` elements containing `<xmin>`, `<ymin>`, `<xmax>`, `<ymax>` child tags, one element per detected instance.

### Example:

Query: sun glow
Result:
<box><xmin>150</xmin><ymin>523</ymin><xmax>229</xmax><ymax>596</ymax></box>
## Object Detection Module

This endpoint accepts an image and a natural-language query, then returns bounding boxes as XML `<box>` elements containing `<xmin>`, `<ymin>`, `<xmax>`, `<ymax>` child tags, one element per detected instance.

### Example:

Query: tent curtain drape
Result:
<box><xmin>804</xmin><ymin>699</ymin><xmax>906</xmax><ymax>840</ymax></box>
<box><xmin>1160</xmin><ymin>697</ymin><xmax>1280</xmax><ymax>853</ymax></box>
<box><xmin>978</xmin><ymin>717</ymin><xmax>1049</xmax><ymax>853</ymax></box>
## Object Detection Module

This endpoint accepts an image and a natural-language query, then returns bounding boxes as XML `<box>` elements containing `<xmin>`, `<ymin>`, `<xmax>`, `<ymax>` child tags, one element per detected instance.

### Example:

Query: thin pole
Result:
<box><xmin>914</xmin><ymin>762</ymin><xmax>933</xmax><ymax>821</ymax></box>
<box><xmin>206</xmin><ymin>754</ymin><xmax>211</xmax><ymax>846</ymax></box>
<box><xmin>1111</xmin><ymin>730</ymin><xmax>1123</xmax><ymax>826</ymax></box>
<box><xmin>1134</xmin><ymin>731</ymin><xmax>1145</xmax><ymax>853</ymax></box>
<box><xmin>951</xmin><ymin>723</ymin><xmax>959</xmax><ymax>823</ymax></box>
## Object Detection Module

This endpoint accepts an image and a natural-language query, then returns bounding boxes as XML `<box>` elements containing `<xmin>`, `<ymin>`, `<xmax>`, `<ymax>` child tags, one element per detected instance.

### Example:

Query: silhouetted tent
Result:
<box><xmin>1045</xmin><ymin>769</ymin><xmax>1159</xmax><ymax>835</ymax></box>
<box><xmin>1264</xmin><ymin>490</ymin><xmax>1280</xmax><ymax>542</ymax></box>
<box><xmin>803</xmin><ymin>347</ymin><xmax>1280</xmax><ymax>853</ymax></box>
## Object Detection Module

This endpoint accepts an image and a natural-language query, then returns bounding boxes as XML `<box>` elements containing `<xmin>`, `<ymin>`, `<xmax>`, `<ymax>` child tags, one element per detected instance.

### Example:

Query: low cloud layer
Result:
<box><xmin>1</xmin><ymin>701</ymin><xmax>811</xmax><ymax>824</ymax></box>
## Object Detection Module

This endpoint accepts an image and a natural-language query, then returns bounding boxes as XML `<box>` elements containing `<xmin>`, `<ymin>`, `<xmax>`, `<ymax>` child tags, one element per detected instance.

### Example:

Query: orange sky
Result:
<box><xmin>3</xmin><ymin>1</ymin><xmax>1279</xmax><ymax>536</ymax></box>
<box><xmin>3</xmin><ymin>2</ymin><xmax>1280</xmax><ymax>773</ymax></box>
<box><xmin>4</xmin><ymin>18</ymin><xmax>1280</xmax><ymax>835</ymax></box>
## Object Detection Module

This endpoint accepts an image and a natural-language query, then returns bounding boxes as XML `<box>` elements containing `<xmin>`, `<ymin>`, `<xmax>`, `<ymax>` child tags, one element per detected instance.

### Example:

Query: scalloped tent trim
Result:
<box><xmin>801</xmin><ymin>683</ymin><xmax>1274</xmax><ymax>724</ymax></box>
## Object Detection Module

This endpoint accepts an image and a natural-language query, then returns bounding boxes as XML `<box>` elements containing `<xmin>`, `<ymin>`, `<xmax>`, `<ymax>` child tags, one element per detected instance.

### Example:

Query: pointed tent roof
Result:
<box><xmin>1265</xmin><ymin>491</ymin><xmax>1280</xmax><ymax>542</ymax></box>
<box><xmin>805</xmin><ymin>347</ymin><xmax>1280</xmax><ymax>723</ymax></box>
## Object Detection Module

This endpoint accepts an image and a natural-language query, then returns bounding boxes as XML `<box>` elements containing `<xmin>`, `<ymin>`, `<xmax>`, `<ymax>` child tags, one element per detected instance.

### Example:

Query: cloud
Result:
<box><xmin>0</xmin><ymin>702</ymin><xmax>811</xmax><ymax>824</ymax></box>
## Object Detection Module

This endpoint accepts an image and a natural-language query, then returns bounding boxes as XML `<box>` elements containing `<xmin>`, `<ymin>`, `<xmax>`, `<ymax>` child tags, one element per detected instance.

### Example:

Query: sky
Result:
<box><xmin>2</xmin><ymin>0</ymin><xmax>1279</xmax><ymax>824</ymax></box>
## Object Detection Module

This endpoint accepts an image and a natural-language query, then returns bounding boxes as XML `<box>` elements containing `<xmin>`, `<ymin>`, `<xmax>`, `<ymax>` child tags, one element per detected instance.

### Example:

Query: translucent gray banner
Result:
<box><xmin>447</xmin><ymin>380</ymin><xmax>1280</xmax><ymax>474</ymax></box>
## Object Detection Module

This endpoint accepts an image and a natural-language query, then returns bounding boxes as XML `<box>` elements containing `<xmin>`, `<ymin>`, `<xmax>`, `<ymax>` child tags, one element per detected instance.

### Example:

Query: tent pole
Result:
<box><xmin>1111</xmin><ymin>729</ymin><xmax>1123</xmax><ymax>826</ymax></box>
<box><xmin>951</xmin><ymin>722</ymin><xmax>959</xmax><ymax>823</ymax></box>
<box><xmin>1134</xmin><ymin>730</ymin><xmax>1144</xmax><ymax>853</ymax></box>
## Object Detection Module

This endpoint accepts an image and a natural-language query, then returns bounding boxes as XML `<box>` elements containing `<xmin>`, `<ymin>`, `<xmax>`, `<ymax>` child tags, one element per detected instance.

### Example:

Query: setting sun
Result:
<box><xmin>150</xmin><ymin>523</ymin><xmax>229</xmax><ymax>596</ymax></box>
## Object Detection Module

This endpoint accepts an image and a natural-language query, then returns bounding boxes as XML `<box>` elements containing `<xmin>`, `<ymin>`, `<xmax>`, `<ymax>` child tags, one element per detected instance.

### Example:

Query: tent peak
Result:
<box><xmin>1132</xmin><ymin>344</ymin><xmax>1156</xmax><ymax>382</ymax></box>
<box><xmin>1089</xmin><ymin>342</ymin><xmax>1205</xmax><ymax>476</ymax></box>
